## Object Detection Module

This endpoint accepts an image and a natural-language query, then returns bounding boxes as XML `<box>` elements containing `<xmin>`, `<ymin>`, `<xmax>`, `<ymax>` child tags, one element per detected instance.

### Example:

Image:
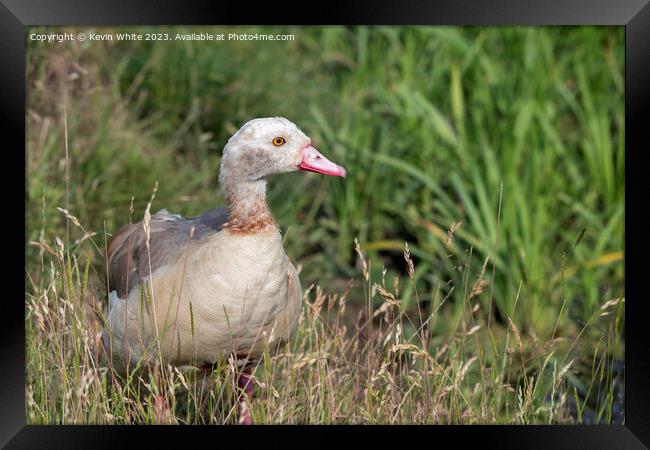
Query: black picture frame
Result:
<box><xmin>3</xmin><ymin>0</ymin><xmax>649</xmax><ymax>447</ymax></box>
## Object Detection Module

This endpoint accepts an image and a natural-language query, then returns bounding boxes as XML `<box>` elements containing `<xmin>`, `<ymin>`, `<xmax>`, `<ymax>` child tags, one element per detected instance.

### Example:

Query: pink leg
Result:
<box><xmin>237</xmin><ymin>367</ymin><xmax>254</xmax><ymax>425</ymax></box>
<box><xmin>154</xmin><ymin>394</ymin><xmax>173</xmax><ymax>424</ymax></box>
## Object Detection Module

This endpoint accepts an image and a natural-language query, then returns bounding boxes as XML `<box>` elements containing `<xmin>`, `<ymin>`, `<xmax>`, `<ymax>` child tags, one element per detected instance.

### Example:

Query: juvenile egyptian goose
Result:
<box><xmin>102</xmin><ymin>117</ymin><xmax>346</xmax><ymax>424</ymax></box>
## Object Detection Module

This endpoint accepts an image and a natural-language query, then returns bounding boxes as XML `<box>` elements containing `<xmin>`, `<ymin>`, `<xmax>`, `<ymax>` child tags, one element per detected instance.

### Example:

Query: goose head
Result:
<box><xmin>219</xmin><ymin>117</ymin><xmax>346</xmax><ymax>186</ymax></box>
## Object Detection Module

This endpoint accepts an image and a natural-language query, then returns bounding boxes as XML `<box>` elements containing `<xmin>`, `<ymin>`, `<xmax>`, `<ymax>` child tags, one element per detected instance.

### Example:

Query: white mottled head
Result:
<box><xmin>219</xmin><ymin>117</ymin><xmax>346</xmax><ymax>188</ymax></box>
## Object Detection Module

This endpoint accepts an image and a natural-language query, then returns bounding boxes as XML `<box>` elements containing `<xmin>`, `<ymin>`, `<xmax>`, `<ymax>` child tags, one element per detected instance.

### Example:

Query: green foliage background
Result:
<box><xmin>27</xmin><ymin>25</ymin><xmax>624</xmax><ymax>345</ymax></box>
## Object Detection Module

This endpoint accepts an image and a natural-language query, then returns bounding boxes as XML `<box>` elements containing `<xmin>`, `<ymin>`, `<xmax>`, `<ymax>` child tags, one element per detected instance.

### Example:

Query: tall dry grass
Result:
<box><xmin>26</xmin><ymin>204</ymin><xmax>624</xmax><ymax>424</ymax></box>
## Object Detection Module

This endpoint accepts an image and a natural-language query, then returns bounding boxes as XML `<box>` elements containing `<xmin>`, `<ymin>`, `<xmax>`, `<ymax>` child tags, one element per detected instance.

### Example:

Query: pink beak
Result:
<box><xmin>299</xmin><ymin>145</ymin><xmax>347</xmax><ymax>177</ymax></box>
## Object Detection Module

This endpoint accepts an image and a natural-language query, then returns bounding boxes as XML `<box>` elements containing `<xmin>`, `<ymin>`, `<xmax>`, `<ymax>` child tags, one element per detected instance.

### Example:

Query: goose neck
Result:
<box><xmin>222</xmin><ymin>179</ymin><xmax>277</xmax><ymax>234</ymax></box>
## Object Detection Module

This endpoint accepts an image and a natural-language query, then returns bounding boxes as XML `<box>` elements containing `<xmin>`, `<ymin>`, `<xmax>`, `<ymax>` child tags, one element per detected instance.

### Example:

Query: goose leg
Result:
<box><xmin>154</xmin><ymin>394</ymin><xmax>174</xmax><ymax>424</ymax></box>
<box><xmin>237</xmin><ymin>367</ymin><xmax>254</xmax><ymax>425</ymax></box>
<box><xmin>153</xmin><ymin>367</ymin><xmax>176</xmax><ymax>424</ymax></box>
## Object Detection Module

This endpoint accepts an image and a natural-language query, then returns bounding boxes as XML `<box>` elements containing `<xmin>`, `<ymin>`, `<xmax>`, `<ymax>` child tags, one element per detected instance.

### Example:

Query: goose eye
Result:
<box><xmin>272</xmin><ymin>137</ymin><xmax>286</xmax><ymax>146</ymax></box>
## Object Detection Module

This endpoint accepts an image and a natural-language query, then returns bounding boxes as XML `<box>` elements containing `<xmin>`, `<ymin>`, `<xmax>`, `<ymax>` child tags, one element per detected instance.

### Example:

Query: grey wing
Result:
<box><xmin>187</xmin><ymin>207</ymin><xmax>229</xmax><ymax>233</ymax></box>
<box><xmin>107</xmin><ymin>208</ymin><xmax>229</xmax><ymax>299</ymax></box>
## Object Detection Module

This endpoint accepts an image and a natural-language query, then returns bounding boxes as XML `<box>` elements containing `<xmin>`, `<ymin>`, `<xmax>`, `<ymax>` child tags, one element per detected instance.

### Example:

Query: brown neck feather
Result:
<box><xmin>221</xmin><ymin>179</ymin><xmax>278</xmax><ymax>235</ymax></box>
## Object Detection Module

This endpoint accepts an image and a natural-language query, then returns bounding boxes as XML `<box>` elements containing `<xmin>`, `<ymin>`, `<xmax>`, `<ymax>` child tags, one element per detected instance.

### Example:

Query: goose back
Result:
<box><xmin>107</xmin><ymin>208</ymin><xmax>229</xmax><ymax>298</ymax></box>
